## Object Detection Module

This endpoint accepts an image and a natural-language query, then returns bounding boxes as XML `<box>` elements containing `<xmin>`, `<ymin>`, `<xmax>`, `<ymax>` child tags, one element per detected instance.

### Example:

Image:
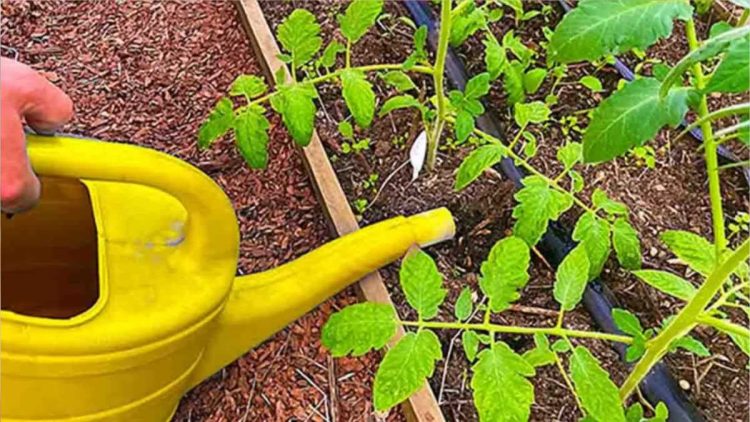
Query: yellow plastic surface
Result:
<box><xmin>1</xmin><ymin>135</ymin><xmax>455</xmax><ymax>421</ymax></box>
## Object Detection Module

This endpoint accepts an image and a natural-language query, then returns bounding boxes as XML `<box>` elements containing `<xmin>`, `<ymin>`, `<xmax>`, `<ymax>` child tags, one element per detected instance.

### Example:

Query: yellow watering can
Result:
<box><xmin>1</xmin><ymin>134</ymin><xmax>455</xmax><ymax>421</ymax></box>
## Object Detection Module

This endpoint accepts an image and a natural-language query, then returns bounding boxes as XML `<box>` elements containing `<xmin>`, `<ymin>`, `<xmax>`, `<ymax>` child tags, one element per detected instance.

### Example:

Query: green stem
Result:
<box><xmin>553</xmin><ymin>351</ymin><xmax>584</xmax><ymax>412</ymax></box>
<box><xmin>697</xmin><ymin>314</ymin><xmax>750</xmax><ymax>338</ymax></box>
<box><xmin>508</xmin><ymin>124</ymin><xmax>528</xmax><ymax>151</ymax></box>
<box><xmin>400</xmin><ymin>320</ymin><xmax>633</xmax><ymax>344</ymax></box>
<box><xmin>685</xmin><ymin>18</ymin><xmax>727</xmax><ymax>260</ymax></box>
<box><xmin>739</xmin><ymin>9</ymin><xmax>750</xmax><ymax>26</ymax></box>
<box><xmin>346</xmin><ymin>40</ymin><xmax>352</xmax><ymax>68</ymax></box>
<box><xmin>619</xmin><ymin>239</ymin><xmax>750</xmax><ymax>400</ymax></box>
<box><xmin>718</xmin><ymin>160</ymin><xmax>750</xmax><ymax>170</ymax></box>
<box><xmin>426</xmin><ymin>0</ymin><xmax>452</xmax><ymax>171</ymax></box>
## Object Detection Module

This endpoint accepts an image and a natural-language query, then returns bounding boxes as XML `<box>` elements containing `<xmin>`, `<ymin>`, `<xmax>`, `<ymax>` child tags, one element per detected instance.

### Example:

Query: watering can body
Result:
<box><xmin>0</xmin><ymin>135</ymin><xmax>455</xmax><ymax>421</ymax></box>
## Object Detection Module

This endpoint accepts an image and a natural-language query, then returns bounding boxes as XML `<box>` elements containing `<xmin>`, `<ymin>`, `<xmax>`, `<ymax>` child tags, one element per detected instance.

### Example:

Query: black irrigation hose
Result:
<box><xmin>403</xmin><ymin>1</ymin><xmax>705</xmax><ymax>421</ymax></box>
<box><xmin>556</xmin><ymin>0</ymin><xmax>750</xmax><ymax>187</ymax></box>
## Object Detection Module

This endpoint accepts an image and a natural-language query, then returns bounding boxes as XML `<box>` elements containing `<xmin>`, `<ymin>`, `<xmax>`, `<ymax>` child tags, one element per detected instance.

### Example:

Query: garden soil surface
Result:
<box><xmin>1</xmin><ymin>1</ymin><xmax>398</xmax><ymax>421</ymax></box>
<box><xmin>260</xmin><ymin>1</ymin><xmax>750</xmax><ymax>421</ymax></box>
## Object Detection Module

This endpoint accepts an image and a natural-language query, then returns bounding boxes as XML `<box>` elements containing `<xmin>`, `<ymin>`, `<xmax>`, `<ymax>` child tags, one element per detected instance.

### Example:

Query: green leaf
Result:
<box><xmin>270</xmin><ymin>83</ymin><xmax>317</xmax><ymax>146</ymax></box>
<box><xmin>549</xmin><ymin>0</ymin><xmax>692</xmax><ymax>63</ymax></box>
<box><xmin>626</xmin><ymin>403</ymin><xmax>644</xmax><ymax>422</ymax></box>
<box><xmin>660</xmin><ymin>230</ymin><xmax>715</xmax><ymax>276</ymax></box>
<box><xmin>612</xmin><ymin>218</ymin><xmax>642</xmax><ymax>270</ymax></box>
<box><xmin>234</xmin><ymin>105</ymin><xmax>270</xmax><ymax>169</ymax></box>
<box><xmin>552</xmin><ymin>339</ymin><xmax>571</xmax><ymax>353</ymax></box>
<box><xmin>592</xmin><ymin>189</ymin><xmax>629</xmax><ymax>216</ymax></box>
<box><xmin>626</xmin><ymin>336</ymin><xmax>647</xmax><ymax>362</ymax></box>
<box><xmin>198</xmin><ymin>97</ymin><xmax>234</xmax><ymax>148</ymax></box>
<box><xmin>612</xmin><ymin>308</ymin><xmax>644</xmax><ymax>337</ymax></box>
<box><xmin>651</xmin><ymin>402</ymin><xmax>670</xmax><ymax>422</ymax></box>
<box><xmin>513</xmin><ymin>175</ymin><xmax>574</xmax><ymax>246</ymax></box>
<box><xmin>340</xmin><ymin>69</ymin><xmax>375</xmax><ymax>128</ymax></box>
<box><xmin>572</xmin><ymin>213</ymin><xmax>611</xmax><ymax>279</ymax></box>
<box><xmin>454</xmin><ymin>145</ymin><xmax>505</xmax><ymax>191</ymax></box>
<box><xmin>570</xmin><ymin>170</ymin><xmax>585</xmax><ymax>193</ymax></box>
<box><xmin>554</xmin><ymin>245</ymin><xmax>590</xmax><ymax>311</ymax></box>
<box><xmin>399</xmin><ymin>249</ymin><xmax>447</xmax><ymax>320</ymax></box>
<box><xmin>557</xmin><ymin>142</ymin><xmax>583</xmax><ymax>169</ymax></box>
<box><xmin>455</xmin><ymin>287</ymin><xmax>473</xmax><ymax>321</ymax></box>
<box><xmin>338</xmin><ymin>0</ymin><xmax>384</xmax><ymax>44</ymax></box>
<box><xmin>709</xmin><ymin>22</ymin><xmax>734</xmax><ymax>39</ymax></box>
<box><xmin>523</xmin><ymin>333</ymin><xmax>556</xmax><ymax>367</ymax></box>
<box><xmin>580</xmin><ymin>75</ymin><xmax>603</xmax><ymax>92</ymax></box>
<box><xmin>484</xmin><ymin>34</ymin><xmax>507</xmax><ymax>80</ymax></box>
<box><xmin>373</xmin><ymin>330</ymin><xmax>442</xmax><ymax>411</ymax></box>
<box><xmin>229</xmin><ymin>75</ymin><xmax>268</xmax><ymax>99</ymax></box>
<box><xmin>706</xmin><ymin>35</ymin><xmax>750</xmax><ymax>94</ymax></box>
<box><xmin>381</xmin><ymin>70</ymin><xmax>417</xmax><ymax>92</ymax></box>
<box><xmin>462</xmin><ymin>330</ymin><xmax>480</xmax><ymax>361</ymax></box>
<box><xmin>379</xmin><ymin>94</ymin><xmax>422</xmax><ymax>117</ymax></box>
<box><xmin>319</xmin><ymin>40</ymin><xmax>345</xmax><ymax>68</ymax></box>
<box><xmin>338</xmin><ymin>120</ymin><xmax>354</xmax><ymax>139</ymax></box>
<box><xmin>465</xmin><ymin>72</ymin><xmax>491</xmax><ymax>100</ymax></box>
<box><xmin>514</xmin><ymin>101</ymin><xmax>551</xmax><ymax>127</ymax></box>
<box><xmin>450</xmin><ymin>7</ymin><xmax>486</xmax><ymax>47</ymax></box>
<box><xmin>632</xmin><ymin>270</ymin><xmax>696</xmax><ymax>301</ymax></box>
<box><xmin>583</xmin><ymin>78</ymin><xmax>689</xmax><ymax>163</ymax></box>
<box><xmin>277</xmin><ymin>9</ymin><xmax>322</xmax><ymax>70</ymax></box>
<box><xmin>503</xmin><ymin>31</ymin><xmax>534</xmax><ymax>66</ymax></box>
<box><xmin>321</xmin><ymin>302</ymin><xmax>397</xmax><ymax>357</ymax></box>
<box><xmin>472</xmin><ymin>341</ymin><xmax>536</xmax><ymax>422</ymax></box>
<box><xmin>569</xmin><ymin>346</ymin><xmax>627</xmax><ymax>422</ymax></box>
<box><xmin>479</xmin><ymin>236</ymin><xmax>531</xmax><ymax>312</ymax></box>
<box><xmin>729</xmin><ymin>331</ymin><xmax>750</xmax><ymax>357</ymax></box>
<box><xmin>672</xmin><ymin>335</ymin><xmax>711</xmax><ymax>357</ymax></box>
<box><xmin>455</xmin><ymin>109</ymin><xmax>475</xmax><ymax>143</ymax></box>
<box><xmin>404</xmin><ymin>25</ymin><xmax>429</xmax><ymax>69</ymax></box>
<box><xmin>523</xmin><ymin>68</ymin><xmax>547</xmax><ymax>94</ymax></box>
<box><xmin>504</xmin><ymin>61</ymin><xmax>526</xmax><ymax>105</ymax></box>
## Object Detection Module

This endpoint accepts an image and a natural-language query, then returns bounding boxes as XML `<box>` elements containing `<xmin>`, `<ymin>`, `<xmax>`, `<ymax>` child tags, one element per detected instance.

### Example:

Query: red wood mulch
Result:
<box><xmin>1</xmin><ymin>1</ymin><xmax>386</xmax><ymax>420</ymax></box>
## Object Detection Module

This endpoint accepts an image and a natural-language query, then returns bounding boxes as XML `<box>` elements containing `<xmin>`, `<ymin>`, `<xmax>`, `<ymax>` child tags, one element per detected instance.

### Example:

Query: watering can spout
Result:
<box><xmin>191</xmin><ymin>207</ymin><xmax>455</xmax><ymax>385</ymax></box>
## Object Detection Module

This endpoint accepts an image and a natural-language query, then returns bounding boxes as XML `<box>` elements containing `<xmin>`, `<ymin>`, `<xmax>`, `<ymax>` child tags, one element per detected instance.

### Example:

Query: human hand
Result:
<box><xmin>1</xmin><ymin>57</ymin><xmax>73</xmax><ymax>213</ymax></box>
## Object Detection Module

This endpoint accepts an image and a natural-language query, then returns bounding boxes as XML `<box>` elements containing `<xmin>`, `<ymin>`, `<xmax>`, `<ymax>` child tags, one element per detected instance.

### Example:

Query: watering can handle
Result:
<box><xmin>25</xmin><ymin>134</ymin><xmax>238</xmax><ymax>264</ymax></box>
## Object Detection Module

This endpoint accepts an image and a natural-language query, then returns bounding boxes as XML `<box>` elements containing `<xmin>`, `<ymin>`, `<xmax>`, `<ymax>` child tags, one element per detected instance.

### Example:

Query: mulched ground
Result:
<box><xmin>260</xmin><ymin>1</ymin><xmax>750</xmax><ymax>421</ymax></box>
<box><xmin>1</xmin><ymin>1</ymin><xmax>389</xmax><ymax>420</ymax></box>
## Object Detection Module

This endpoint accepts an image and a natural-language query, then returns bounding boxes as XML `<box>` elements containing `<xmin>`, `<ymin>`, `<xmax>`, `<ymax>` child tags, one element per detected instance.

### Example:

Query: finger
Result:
<box><xmin>1</xmin><ymin>109</ymin><xmax>40</xmax><ymax>213</ymax></box>
<box><xmin>22</xmin><ymin>73</ymin><xmax>74</xmax><ymax>133</ymax></box>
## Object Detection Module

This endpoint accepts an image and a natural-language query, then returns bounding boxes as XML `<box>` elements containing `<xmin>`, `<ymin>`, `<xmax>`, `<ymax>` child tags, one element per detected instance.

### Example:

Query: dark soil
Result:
<box><xmin>1</xmin><ymin>1</ymin><xmax>387</xmax><ymax>421</ymax></box>
<box><xmin>260</xmin><ymin>1</ymin><xmax>750</xmax><ymax>421</ymax></box>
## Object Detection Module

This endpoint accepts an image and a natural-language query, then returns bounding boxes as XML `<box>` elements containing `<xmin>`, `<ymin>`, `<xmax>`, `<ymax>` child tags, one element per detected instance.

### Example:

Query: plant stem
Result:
<box><xmin>426</xmin><ymin>0</ymin><xmax>452</xmax><ymax>171</ymax></box>
<box><xmin>619</xmin><ymin>239</ymin><xmax>750</xmax><ymax>400</ymax></box>
<box><xmin>685</xmin><ymin>18</ymin><xmax>727</xmax><ymax>260</ymax></box>
<box><xmin>399</xmin><ymin>320</ymin><xmax>633</xmax><ymax>344</ymax></box>
<box><xmin>739</xmin><ymin>9</ymin><xmax>750</xmax><ymax>26</ymax></box>
<box><xmin>697</xmin><ymin>314</ymin><xmax>750</xmax><ymax>338</ymax></box>
<box><xmin>553</xmin><ymin>351</ymin><xmax>584</xmax><ymax>412</ymax></box>
<box><xmin>346</xmin><ymin>40</ymin><xmax>352</xmax><ymax>68</ymax></box>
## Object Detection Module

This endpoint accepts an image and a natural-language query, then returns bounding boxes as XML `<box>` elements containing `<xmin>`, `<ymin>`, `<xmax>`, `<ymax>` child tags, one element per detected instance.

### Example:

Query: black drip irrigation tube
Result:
<box><xmin>403</xmin><ymin>1</ymin><xmax>705</xmax><ymax>421</ymax></box>
<box><xmin>557</xmin><ymin>0</ymin><xmax>750</xmax><ymax>187</ymax></box>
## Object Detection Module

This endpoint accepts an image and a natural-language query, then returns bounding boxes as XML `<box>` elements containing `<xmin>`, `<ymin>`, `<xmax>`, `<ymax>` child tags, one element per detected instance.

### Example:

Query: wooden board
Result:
<box><xmin>235</xmin><ymin>1</ymin><xmax>446</xmax><ymax>421</ymax></box>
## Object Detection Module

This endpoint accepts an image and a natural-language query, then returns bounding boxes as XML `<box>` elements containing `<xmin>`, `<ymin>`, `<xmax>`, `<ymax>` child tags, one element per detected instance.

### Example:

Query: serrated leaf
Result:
<box><xmin>513</xmin><ymin>175</ymin><xmax>574</xmax><ymax>246</ymax></box>
<box><xmin>319</xmin><ymin>40</ymin><xmax>345</xmax><ymax>68</ymax></box>
<box><xmin>632</xmin><ymin>270</ymin><xmax>696</xmax><ymax>301</ymax></box>
<box><xmin>373</xmin><ymin>330</ymin><xmax>442</xmax><ymax>411</ymax></box>
<box><xmin>626</xmin><ymin>403</ymin><xmax>644</xmax><ymax>422</ymax></box>
<box><xmin>570</xmin><ymin>170</ymin><xmax>585</xmax><ymax>193</ymax></box>
<box><xmin>612</xmin><ymin>308</ymin><xmax>644</xmax><ymax>337</ymax></box>
<box><xmin>706</xmin><ymin>35</ymin><xmax>750</xmax><ymax>93</ymax></box>
<box><xmin>270</xmin><ymin>83</ymin><xmax>317</xmax><ymax>146</ymax></box>
<box><xmin>472</xmin><ymin>341</ymin><xmax>536</xmax><ymax>422</ymax></box>
<box><xmin>583</xmin><ymin>78</ymin><xmax>689</xmax><ymax>163</ymax></box>
<box><xmin>549</xmin><ymin>0</ymin><xmax>692</xmax><ymax>63</ymax></box>
<box><xmin>338</xmin><ymin>120</ymin><xmax>354</xmax><ymax>139</ymax></box>
<box><xmin>552</xmin><ymin>339</ymin><xmax>571</xmax><ymax>353</ymax></box>
<box><xmin>465</xmin><ymin>72</ymin><xmax>491</xmax><ymax>100</ymax></box>
<box><xmin>557</xmin><ymin>142</ymin><xmax>583</xmax><ymax>169</ymax></box>
<box><xmin>455</xmin><ymin>109</ymin><xmax>475</xmax><ymax>143</ymax></box>
<box><xmin>592</xmin><ymin>189</ymin><xmax>629</xmax><ymax>216</ymax></box>
<box><xmin>504</xmin><ymin>60</ymin><xmax>526</xmax><ymax>105</ymax></box>
<box><xmin>580</xmin><ymin>75</ymin><xmax>603</xmax><ymax>92</ymax></box>
<box><xmin>503</xmin><ymin>31</ymin><xmax>534</xmax><ymax>66</ymax></box>
<box><xmin>462</xmin><ymin>330</ymin><xmax>480</xmax><ymax>361</ymax></box>
<box><xmin>626</xmin><ymin>336</ymin><xmax>647</xmax><ymax>362</ymax></box>
<box><xmin>672</xmin><ymin>335</ymin><xmax>711</xmax><ymax>357</ymax></box>
<box><xmin>450</xmin><ymin>7</ymin><xmax>486</xmax><ymax>47</ymax></box>
<box><xmin>613</xmin><ymin>218</ymin><xmax>641</xmax><ymax>270</ymax></box>
<box><xmin>523</xmin><ymin>333</ymin><xmax>556</xmax><ymax>368</ymax></box>
<box><xmin>660</xmin><ymin>230</ymin><xmax>715</xmax><ymax>276</ymax></box>
<box><xmin>234</xmin><ymin>105</ymin><xmax>270</xmax><ymax>169</ymax></box>
<box><xmin>321</xmin><ymin>302</ymin><xmax>397</xmax><ymax>357</ymax></box>
<box><xmin>400</xmin><ymin>249</ymin><xmax>446</xmax><ymax>319</ymax></box>
<box><xmin>381</xmin><ymin>70</ymin><xmax>417</xmax><ymax>92</ymax></box>
<box><xmin>554</xmin><ymin>244</ymin><xmax>590</xmax><ymax>311</ymax></box>
<box><xmin>198</xmin><ymin>97</ymin><xmax>234</xmax><ymax>148</ymax></box>
<box><xmin>570</xmin><ymin>346</ymin><xmax>627</xmax><ymax>422</ymax></box>
<box><xmin>338</xmin><ymin>0</ymin><xmax>384</xmax><ymax>43</ymax></box>
<box><xmin>572</xmin><ymin>213</ymin><xmax>611</xmax><ymax>279</ymax></box>
<box><xmin>729</xmin><ymin>331</ymin><xmax>750</xmax><ymax>356</ymax></box>
<box><xmin>514</xmin><ymin>101</ymin><xmax>551</xmax><ymax>127</ymax></box>
<box><xmin>229</xmin><ymin>75</ymin><xmax>268</xmax><ymax>99</ymax></box>
<box><xmin>455</xmin><ymin>287</ymin><xmax>473</xmax><ymax>321</ymax></box>
<box><xmin>277</xmin><ymin>9</ymin><xmax>322</xmax><ymax>70</ymax></box>
<box><xmin>454</xmin><ymin>144</ymin><xmax>505</xmax><ymax>191</ymax></box>
<box><xmin>379</xmin><ymin>94</ymin><xmax>422</xmax><ymax>117</ymax></box>
<box><xmin>523</xmin><ymin>68</ymin><xmax>547</xmax><ymax>94</ymax></box>
<box><xmin>341</xmin><ymin>69</ymin><xmax>375</xmax><ymax>128</ymax></box>
<box><xmin>484</xmin><ymin>34</ymin><xmax>507</xmax><ymax>80</ymax></box>
<box><xmin>479</xmin><ymin>236</ymin><xmax>531</xmax><ymax>312</ymax></box>
<box><xmin>404</xmin><ymin>25</ymin><xmax>428</xmax><ymax>69</ymax></box>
